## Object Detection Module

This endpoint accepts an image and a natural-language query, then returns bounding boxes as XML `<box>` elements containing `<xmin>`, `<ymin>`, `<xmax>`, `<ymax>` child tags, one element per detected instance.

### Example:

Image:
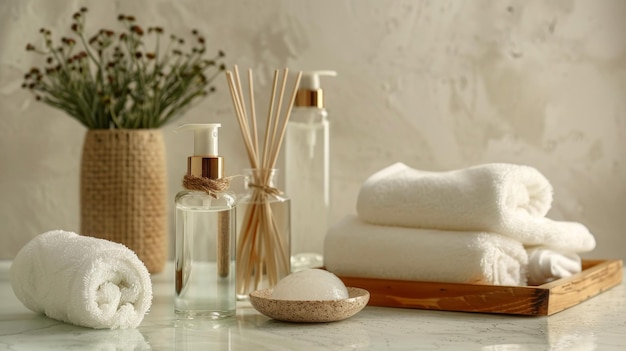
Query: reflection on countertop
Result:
<box><xmin>0</xmin><ymin>261</ymin><xmax>624</xmax><ymax>350</ymax></box>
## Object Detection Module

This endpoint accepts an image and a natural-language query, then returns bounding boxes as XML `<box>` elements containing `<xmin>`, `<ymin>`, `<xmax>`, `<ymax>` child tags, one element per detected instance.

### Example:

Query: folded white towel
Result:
<box><xmin>526</xmin><ymin>247</ymin><xmax>582</xmax><ymax>285</ymax></box>
<box><xmin>356</xmin><ymin>162</ymin><xmax>595</xmax><ymax>253</ymax></box>
<box><xmin>10</xmin><ymin>230</ymin><xmax>152</xmax><ymax>329</ymax></box>
<box><xmin>324</xmin><ymin>216</ymin><xmax>528</xmax><ymax>286</ymax></box>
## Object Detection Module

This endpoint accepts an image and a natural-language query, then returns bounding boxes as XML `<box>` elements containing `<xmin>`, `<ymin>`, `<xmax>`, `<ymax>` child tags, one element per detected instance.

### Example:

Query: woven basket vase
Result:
<box><xmin>80</xmin><ymin>129</ymin><xmax>167</xmax><ymax>273</ymax></box>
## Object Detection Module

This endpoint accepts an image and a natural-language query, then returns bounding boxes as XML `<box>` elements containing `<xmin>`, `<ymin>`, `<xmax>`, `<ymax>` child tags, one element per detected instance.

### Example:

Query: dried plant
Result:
<box><xmin>22</xmin><ymin>7</ymin><xmax>226</xmax><ymax>129</ymax></box>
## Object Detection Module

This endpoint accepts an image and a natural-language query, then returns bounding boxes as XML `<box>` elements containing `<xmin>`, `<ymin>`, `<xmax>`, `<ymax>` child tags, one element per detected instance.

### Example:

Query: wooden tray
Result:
<box><xmin>336</xmin><ymin>259</ymin><xmax>623</xmax><ymax>316</ymax></box>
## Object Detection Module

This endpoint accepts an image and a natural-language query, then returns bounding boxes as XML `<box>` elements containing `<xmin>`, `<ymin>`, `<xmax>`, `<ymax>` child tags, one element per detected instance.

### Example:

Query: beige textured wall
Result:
<box><xmin>1</xmin><ymin>0</ymin><xmax>625</xmax><ymax>260</ymax></box>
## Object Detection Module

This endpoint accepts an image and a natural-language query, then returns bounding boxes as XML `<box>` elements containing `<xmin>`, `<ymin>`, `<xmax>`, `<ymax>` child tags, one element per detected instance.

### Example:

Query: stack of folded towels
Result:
<box><xmin>324</xmin><ymin>163</ymin><xmax>596</xmax><ymax>286</ymax></box>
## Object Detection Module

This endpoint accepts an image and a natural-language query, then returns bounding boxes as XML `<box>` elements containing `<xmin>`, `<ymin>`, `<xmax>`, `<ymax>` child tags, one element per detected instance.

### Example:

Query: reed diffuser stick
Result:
<box><xmin>261</xmin><ymin>71</ymin><xmax>280</xmax><ymax>170</ymax></box>
<box><xmin>248</xmin><ymin>69</ymin><xmax>259</xmax><ymax>156</ymax></box>
<box><xmin>225</xmin><ymin>72</ymin><xmax>258</xmax><ymax>169</ymax></box>
<box><xmin>226</xmin><ymin>67</ymin><xmax>302</xmax><ymax>294</ymax></box>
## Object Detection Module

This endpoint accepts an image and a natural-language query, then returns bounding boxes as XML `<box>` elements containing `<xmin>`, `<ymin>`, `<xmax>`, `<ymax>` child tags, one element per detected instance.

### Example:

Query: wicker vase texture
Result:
<box><xmin>80</xmin><ymin>129</ymin><xmax>167</xmax><ymax>273</ymax></box>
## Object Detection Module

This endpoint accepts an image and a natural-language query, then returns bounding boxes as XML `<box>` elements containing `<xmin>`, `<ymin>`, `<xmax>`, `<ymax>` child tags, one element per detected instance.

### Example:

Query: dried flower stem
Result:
<box><xmin>23</xmin><ymin>8</ymin><xmax>226</xmax><ymax>129</ymax></box>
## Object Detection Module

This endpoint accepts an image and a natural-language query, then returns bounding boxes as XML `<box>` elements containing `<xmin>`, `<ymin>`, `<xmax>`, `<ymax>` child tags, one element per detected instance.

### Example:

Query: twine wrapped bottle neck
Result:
<box><xmin>182</xmin><ymin>153</ymin><xmax>229</xmax><ymax>198</ymax></box>
<box><xmin>247</xmin><ymin>182</ymin><xmax>282</xmax><ymax>196</ymax></box>
<box><xmin>244</xmin><ymin>168</ymin><xmax>283</xmax><ymax>196</ymax></box>
<box><xmin>182</xmin><ymin>174</ymin><xmax>231</xmax><ymax>198</ymax></box>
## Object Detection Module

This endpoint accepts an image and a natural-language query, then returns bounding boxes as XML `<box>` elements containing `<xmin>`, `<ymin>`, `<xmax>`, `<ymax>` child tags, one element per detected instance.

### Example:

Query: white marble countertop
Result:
<box><xmin>0</xmin><ymin>261</ymin><xmax>624</xmax><ymax>350</ymax></box>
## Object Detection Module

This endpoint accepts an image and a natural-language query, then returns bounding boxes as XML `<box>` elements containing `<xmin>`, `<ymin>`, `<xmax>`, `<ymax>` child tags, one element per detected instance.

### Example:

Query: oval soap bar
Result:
<box><xmin>271</xmin><ymin>269</ymin><xmax>349</xmax><ymax>301</ymax></box>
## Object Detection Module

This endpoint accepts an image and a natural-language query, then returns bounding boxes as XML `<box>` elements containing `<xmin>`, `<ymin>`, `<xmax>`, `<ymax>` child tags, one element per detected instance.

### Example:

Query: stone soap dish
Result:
<box><xmin>249</xmin><ymin>287</ymin><xmax>370</xmax><ymax>323</ymax></box>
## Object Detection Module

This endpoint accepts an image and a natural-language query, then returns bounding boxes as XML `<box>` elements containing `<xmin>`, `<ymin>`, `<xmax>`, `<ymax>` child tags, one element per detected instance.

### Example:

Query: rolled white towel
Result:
<box><xmin>356</xmin><ymin>162</ymin><xmax>595</xmax><ymax>253</ymax></box>
<box><xmin>526</xmin><ymin>247</ymin><xmax>582</xmax><ymax>285</ymax></box>
<box><xmin>324</xmin><ymin>216</ymin><xmax>528</xmax><ymax>286</ymax></box>
<box><xmin>10</xmin><ymin>230</ymin><xmax>152</xmax><ymax>329</ymax></box>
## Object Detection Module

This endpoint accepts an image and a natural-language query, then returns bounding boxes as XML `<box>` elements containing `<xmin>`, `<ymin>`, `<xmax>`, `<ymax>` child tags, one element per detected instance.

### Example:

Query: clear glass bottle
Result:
<box><xmin>285</xmin><ymin>70</ymin><xmax>336</xmax><ymax>271</ymax></box>
<box><xmin>236</xmin><ymin>168</ymin><xmax>290</xmax><ymax>299</ymax></box>
<box><xmin>174</xmin><ymin>124</ymin><xmax>237</xmax><ymax>319</ymax></box>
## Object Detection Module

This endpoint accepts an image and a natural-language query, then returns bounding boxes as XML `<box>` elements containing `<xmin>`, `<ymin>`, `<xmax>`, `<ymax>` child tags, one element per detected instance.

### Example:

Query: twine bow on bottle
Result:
<box><xmin>182</xmin><ymin>174</ymin><xmax>232</xmax><ymax>198</ymax></box>
<box><xmin>247</xmin><ymin>182</ymin><xmax>283</xmax><ymax>196</ymax></box>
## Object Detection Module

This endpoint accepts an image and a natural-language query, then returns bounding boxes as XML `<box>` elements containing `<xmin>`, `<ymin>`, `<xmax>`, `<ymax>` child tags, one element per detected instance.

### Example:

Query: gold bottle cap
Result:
<box><xmin>295</xmin><ymin>89</ymin><xmax>324</xmax><ymax>108</ymax></box>
<box><xmin>188</xmin><ymin>156</ymin><xmax>223</xmax><ymax>180</ymax></box>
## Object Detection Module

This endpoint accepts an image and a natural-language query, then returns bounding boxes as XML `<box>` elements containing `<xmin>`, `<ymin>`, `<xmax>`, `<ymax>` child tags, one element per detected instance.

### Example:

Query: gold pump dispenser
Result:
<box><xmin>286</xmin><ymin>70</ymin><xmax>337</xmax><ymax>271</ymax></box>
<box><xmin>176</xmin><ymin>124</ymin><xmax>224</xmax><ymax>180</ymax></box>
<box><xmin>174</xmin><ymin>122</ymin><xmax>236</xmax><ymax>319</ymax></box>
<box><xmin>294</xmin><ymin>70</ymin><xmax>337</xmax><ymax>108</ymax></box>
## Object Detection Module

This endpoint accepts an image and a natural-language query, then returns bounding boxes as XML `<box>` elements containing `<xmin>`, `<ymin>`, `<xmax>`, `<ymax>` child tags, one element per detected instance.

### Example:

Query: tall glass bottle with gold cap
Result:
<box><xmin>285</xmin><ymin>70</ymin><xmax>337</xmax><ymax>271</ymax></box>
<box><xmin>174</xmin><ymin>123</ymin><xmax>237</xmax><ymax>319</ymax></box>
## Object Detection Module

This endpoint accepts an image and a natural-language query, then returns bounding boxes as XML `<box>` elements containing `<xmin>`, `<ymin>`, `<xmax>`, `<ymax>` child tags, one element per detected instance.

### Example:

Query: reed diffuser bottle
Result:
<box><xmin>285</xmin><ymin>70</ymin><xmax>336</xmax><ymax>271</ymax></box>
<box><xmin>236</xmin><ymin>169</ymin><xmax>290</xmax><ymax>299</ymax></box>
<box><xmin>174</xmin><ymin>123</ymin><xmax>237</xmax><ymax>319</ymax></box>
<box><xmin>225</xmin><ymin>67</ymin><xmax>302</xmax><ymax>298</ymax></box>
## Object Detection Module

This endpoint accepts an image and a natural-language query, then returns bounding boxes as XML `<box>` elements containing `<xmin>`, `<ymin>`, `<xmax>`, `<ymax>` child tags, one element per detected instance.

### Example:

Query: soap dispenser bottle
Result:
<box><xmin>174</xmin><ymin>123</ymin><xmax>237</xmax><ymax>319</ymax></box>
<box><xmin>285</xmin><ymin>70</ymin><xmax>337</xmax><ymax>271</ymax></box>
